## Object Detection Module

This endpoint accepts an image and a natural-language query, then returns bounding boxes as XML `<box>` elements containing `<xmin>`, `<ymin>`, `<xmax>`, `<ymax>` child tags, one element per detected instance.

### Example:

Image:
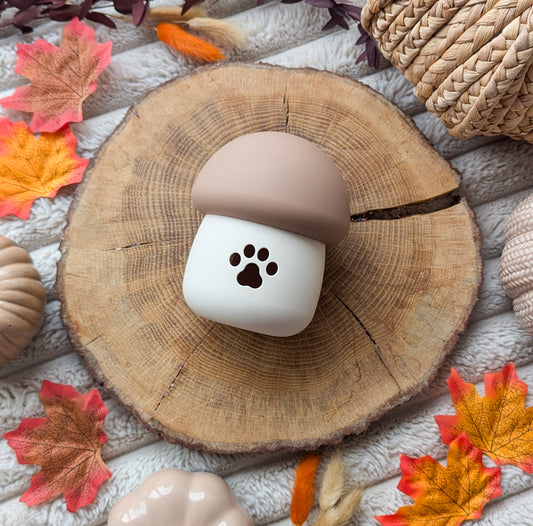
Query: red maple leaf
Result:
<box><xmin>376</xmin><ymin>435</ymin><xmax>501</xmax><ymax>526</ymax></box>
<box><xmin>3</xmin><ymin>380</ymin><xmax>112</xmax><ymax>512</ymax></box>
<box><xmin>0</xmin><ymin>18</ymin><xmax>112</xmax><ymax>133</ymax></box>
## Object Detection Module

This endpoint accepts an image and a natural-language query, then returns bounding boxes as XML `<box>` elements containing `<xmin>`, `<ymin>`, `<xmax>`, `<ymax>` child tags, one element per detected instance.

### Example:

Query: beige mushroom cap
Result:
<box><xmin>191</xmin><ymin>132</ymin><xmax>350</xmax><ymax>245</ymax></box>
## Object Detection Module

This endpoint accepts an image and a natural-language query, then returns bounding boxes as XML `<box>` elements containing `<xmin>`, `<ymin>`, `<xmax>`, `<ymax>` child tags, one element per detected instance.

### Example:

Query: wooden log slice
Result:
<box><xmin>57</xmin><ymin>63</ymin><xmax>482</xmax><ymax>453</ymax></box>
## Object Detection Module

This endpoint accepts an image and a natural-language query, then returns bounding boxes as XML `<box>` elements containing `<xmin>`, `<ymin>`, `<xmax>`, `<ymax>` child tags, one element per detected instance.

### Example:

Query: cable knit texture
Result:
<box><xmin>1</xmin><ymin>1</ymin><xmax>533</xmax><ymax>525</ymax></box>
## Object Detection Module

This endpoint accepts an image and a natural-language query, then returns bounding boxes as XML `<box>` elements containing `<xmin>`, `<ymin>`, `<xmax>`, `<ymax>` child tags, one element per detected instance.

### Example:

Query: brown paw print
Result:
<box><xmin>229</xmin><ymin>244</ymin><xmax>278</xmax><ymax>289</ymax></box>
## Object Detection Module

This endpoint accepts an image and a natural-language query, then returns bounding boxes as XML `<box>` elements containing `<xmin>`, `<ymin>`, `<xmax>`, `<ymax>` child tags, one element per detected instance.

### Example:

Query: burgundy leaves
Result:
<box><xmin>114</xmin><ymin>0</ymin><xmax>149</xmax><ymax>26</ymax></box>
<box><xmin>257</xmin><ymin>0</ymin><xmax>379</xmax><ymax>68</ymax></box>
<box><xmin>356</xmin><ymin>29</ymin><xmax>380</xmax><ymax>69</ymax></box>
<box><xmin>258</xmin><ymin>0</ymin><xmax>358</xmax><ymax>30</ymax></box>
<box><xmin>0</xmin><ymin>0</ymin><xmax>149</xmax><ymax>32</ymax></box>
<box><xmin>304</xmin><ymin>0</ymin><xmax>360</xmax><ymax>30</ymax></box>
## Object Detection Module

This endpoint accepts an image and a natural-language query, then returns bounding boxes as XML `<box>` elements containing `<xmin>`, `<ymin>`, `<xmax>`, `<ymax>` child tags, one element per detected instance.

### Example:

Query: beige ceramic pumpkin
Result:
<box><xmin>499</xmin><ymin>193</ymin><xmax>533</xmax><ymax>334</ymax></box>
<box><xmin>108</xmin><ymin>468</ymin><xmax>253</xmax><ymax>526</ymax></box>
<box><xmin>0</xmin><ymin>234</ymin><xmax>46</xmax><ymax>364</ymax></box>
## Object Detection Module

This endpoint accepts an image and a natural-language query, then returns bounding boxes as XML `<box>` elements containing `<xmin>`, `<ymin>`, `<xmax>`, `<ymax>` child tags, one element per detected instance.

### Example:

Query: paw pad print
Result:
<box><xmin>229</xmin><ymin>244</ymin><xmax>278</xmax><ymax>289</ymax></box>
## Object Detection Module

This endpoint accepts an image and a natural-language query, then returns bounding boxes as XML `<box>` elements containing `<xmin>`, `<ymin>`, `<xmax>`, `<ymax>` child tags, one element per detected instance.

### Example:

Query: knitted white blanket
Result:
<box><xmin>1</xmin><ymin>1</ymin><xmax>533</xmax><ymax>525</ymax></box>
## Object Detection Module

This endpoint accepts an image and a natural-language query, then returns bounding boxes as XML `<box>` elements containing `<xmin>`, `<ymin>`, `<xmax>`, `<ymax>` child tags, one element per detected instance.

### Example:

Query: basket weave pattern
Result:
<box><xmin>362</xmin><ymin>0</ymin><xmax>533</xmax><ymax>142</ymax></box>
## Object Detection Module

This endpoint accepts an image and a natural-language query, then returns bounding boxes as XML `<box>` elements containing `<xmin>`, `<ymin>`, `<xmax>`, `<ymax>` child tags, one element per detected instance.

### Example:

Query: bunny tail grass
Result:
<box><xmin>187</xmin><ymin>17</ymin><xmax>247</xmax><ymax>49</ymax></box>
<box><xmin>291</xmin><ymin>453</ymin><xmax>321</xmax><ymax>526</ymax></box>
<box><xmin>314</xmin><ymin>453</ymin><xmax>363</xmax><ymax>526</ymax></box>
<box><xmin>156</xmin><ymin>22</ymin><xmax>225</xmax><ymax>62</ymax></box>
<box><xmin>147</xmin><ymin>5</ymin><xmax>207</xmax><ymax>23</ymax></box>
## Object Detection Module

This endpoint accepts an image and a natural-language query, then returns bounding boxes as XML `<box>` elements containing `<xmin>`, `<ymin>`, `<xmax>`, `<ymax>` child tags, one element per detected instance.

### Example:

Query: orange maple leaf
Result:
<box><xmin>0</xmin><ymin>17</ymin><xmax>112</xmax><ymax>133</ymax></box>
<box><xmin>3</xmin><ymin>380</ymin><xmax>111</xmax><ymax>512</ymax></box>
<box><xmin>435</xmin><ymin>363</ymin><xmax>533</xmax><ymax>473</ymax></box>
<box><xmin>376</xmin><ymin>435</ymin><xmax>501</xmax><ymax>526</ymax></box>
<box><xmin>0</xmin><ymin>118</ymin><xmax>88</xmax><ymax>219</ymax></box>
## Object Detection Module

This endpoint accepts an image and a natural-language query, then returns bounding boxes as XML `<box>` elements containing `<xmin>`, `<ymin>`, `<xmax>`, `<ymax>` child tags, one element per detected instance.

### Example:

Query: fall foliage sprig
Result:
<box><xmin>0</xmin><ymin>0</ymin><xmax>145</xmax><ymax>32</ymax></box>
<box><xmin>1</xmin><ymin>0</ymin><xmax>244</xmax><ymax>64</ymax></box>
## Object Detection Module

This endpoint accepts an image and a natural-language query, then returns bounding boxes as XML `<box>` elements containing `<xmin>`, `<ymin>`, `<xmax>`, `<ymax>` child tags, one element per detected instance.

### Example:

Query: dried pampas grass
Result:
<box><xmin>147</xmin><ymin>6</ymin><xmax>247</xmax><ymax>53</ymax></box>
<box><xmin>147</xmin><ymin>5</ymin><xmax>207</xmax><ymax>23</ymax></box>
<box><xmin>314</xmin><ymin>453</ymin><xmax>363</xmax><ymax>526</ymax></box>
<box><xmin>187</xmin><ymin>17</ymin><xmax>247</xmax><ymax>50</ymax></box>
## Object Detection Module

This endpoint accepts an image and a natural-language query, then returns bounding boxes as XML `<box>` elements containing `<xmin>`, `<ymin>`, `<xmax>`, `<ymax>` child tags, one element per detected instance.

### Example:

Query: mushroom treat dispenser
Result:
<box><xmin>183</xmin><ymin>132</ymin><xmax>350</xmax><ymax>337</ymax></box>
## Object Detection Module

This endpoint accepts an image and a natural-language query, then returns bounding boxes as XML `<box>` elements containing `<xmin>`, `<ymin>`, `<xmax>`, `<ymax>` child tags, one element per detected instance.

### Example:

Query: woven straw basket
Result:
<box><xmin>361</xmin><ymin>0</ymin><xmax>533</xmax><ymax>142</ymax></box>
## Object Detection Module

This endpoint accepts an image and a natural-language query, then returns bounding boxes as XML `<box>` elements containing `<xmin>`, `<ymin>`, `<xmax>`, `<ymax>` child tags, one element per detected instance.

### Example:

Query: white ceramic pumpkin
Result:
<box><xmin>499</xmin><ymin>193</ymin><xmax>533</xmax><ymax>334</ymax></box>
<box><xmin>0</xmin><ymin>235</ymin><xmax>46</xmax><ymax>364</ymax></box>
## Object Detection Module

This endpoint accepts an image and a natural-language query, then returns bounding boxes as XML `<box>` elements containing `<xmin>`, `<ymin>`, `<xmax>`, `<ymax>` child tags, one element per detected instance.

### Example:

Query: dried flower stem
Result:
<box><xmin>155</xmin><ymin>22</ymin><xmax>225</xmax><ymax>62</ymax></box>
<box><xmin>146</xmin><ymin>5</ymin><xmax>207</xmax><ymax>24</ymax></box>
<box><xmin>186</xmin><ymin>17</ymin><xmax>247</xmax><ymax>50</ymax></box>
<box><xmin>291</xmin><ymin>452</ymin><xmax>321</xmax><ymax>526</ymax></box>
<box><xmin>314</xmin><ymin>453</ymin><xmax>363</xmax><ymax>526</ymax></box>
<box><xmin>148</xmin><ymin>7</ymin><xmax>246</xmax><ymax>50</ymax></box>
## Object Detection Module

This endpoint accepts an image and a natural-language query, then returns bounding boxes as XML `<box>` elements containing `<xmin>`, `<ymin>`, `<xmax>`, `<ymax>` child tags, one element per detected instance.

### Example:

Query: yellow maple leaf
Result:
<box><xmin>0</xmin><ymin>118</ymin><xmax>88</xmax><ymax>219</ymax></box>
<box><xmin>376</xmin><ymin>435</ymin><xmax>501</xmax><ymax>526</ymax></box>
<box><xmin>436</xmin><ymin>363</ymin><xmax>533</xmax><ymax>473</ymax></box>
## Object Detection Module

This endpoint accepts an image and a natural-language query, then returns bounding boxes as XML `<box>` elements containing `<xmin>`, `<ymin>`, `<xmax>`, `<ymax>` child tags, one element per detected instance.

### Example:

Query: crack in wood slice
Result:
<box><xmin>334</xmin><ymin>294</ymin><xmax>402</xmax><ymax>391</ymax></box>
<box><xmin>106</xmin><ymin>241</ymin><xmax>152</xmax><ymax>251</ymax></box>
<box><xmin>352</xmin><ymin>191</ymin><xmax>460</xmax><ymax>221</ymax></box>
<box><xmin>151</xmin><ymin>324</ymin><xmax>216</xmax><ymax>417</ymax></box>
